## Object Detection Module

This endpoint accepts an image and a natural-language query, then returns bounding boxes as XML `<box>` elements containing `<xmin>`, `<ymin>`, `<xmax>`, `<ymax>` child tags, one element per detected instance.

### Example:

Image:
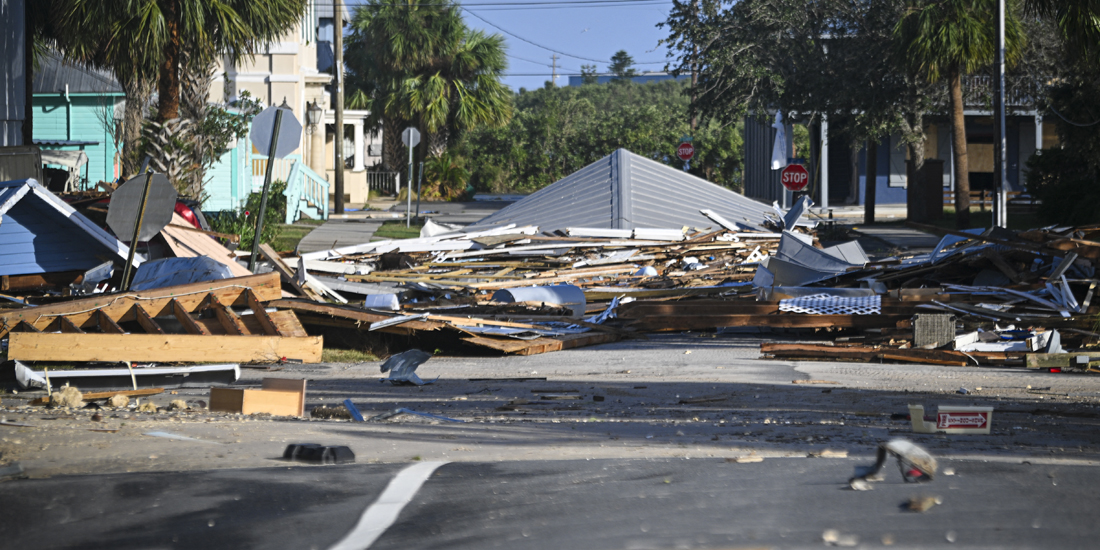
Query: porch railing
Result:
<box><xmin>368</xmin><ymin>171</ymin><xmax>400</xmax><ymax>196</ymax></box>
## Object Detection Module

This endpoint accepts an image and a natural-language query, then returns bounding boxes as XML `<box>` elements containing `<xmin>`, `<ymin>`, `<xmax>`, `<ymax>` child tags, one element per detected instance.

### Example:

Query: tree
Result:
<box><xmin>580</xmin><ymin>64</ymin><xmax>599</xmax><ymax>85</ymax></box>
<box><xmin>1026</xmin><ymin>0</ymin><xmax>1100</xmax><ymax>64</ymax></box>
<box><xmin>346</xmin><ymin>0</ymin><xmax>512</xmax><ymax>183</ymax></box>
<box><xmin>609</xmin><ymin>50</ymin><xmax>637</xmax><ymax>79</ymax></box>
<box><xmin>895</xmin><ymin>0</ymin><xmax>1024</xmax><ymax>229</ymax></box>
<box><xmin>56</xmin><ymin>0</ymin><xmax>306</xmax><ymax>123</ymax></box>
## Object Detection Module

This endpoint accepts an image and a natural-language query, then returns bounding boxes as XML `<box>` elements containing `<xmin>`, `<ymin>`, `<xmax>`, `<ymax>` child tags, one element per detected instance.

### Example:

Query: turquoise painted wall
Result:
<box><xmin>32</xmin><ymin>93</ymin><xmax>123</xmax><ymax>187</ymax></box>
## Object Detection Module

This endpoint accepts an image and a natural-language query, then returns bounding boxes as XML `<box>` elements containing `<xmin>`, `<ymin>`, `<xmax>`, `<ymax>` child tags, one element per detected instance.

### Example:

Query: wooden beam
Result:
<box><xmin>171</xmin><ymin>298</ymin><xmax>210</xmax><ymax>335</ymax></box>
<box><xmin>0</xmin><ymin>273</ymin><xmax>282</xmax><ymax>331</ymax></box>
<box><xmin>0</xmin><ymin>271</ymin><xmax>85</xmax><ymax>292</ymax></box>
<box><xmin>259</xmin><ymin>243</ymin><xmax>323</xmax><ymax>301</ymax></box>
<box><xmin>626</xmin><ymin>314</ymin><xmax>909</xmax><ymax>331</ymax></box>
<box><xmin>246</xmin><ymin>288</ymin><xmax>283</xmax><ymax>337</ymax></box>
<box><xmin>133</xmin><ymin>305</ymin><xmax>164</xmax><ymax>334</ymax></box>
<box><xmin>8</xmin><ymin>333</ymin><xmax>323</xmax><ymax>363</ymax></box>
<box><xmin>203</xmin><ymin>294</ymin><xmax>250</xmax><ymax>335</ymax></box>
<box><xmin>57</xmin><ymin>316</ymin><xmax>85</xmax><ymax>334</ymax></box>
<box><xmin>32</xmin><ymin>387</ymin><xmax>164</xmax><ymax>405</ymax></box>
<box><xmin>96</xmin><ymin>309</ymin><xmax>125</xmax><ymax>334</ymax></box>
<box><xmin>268</xmin><ymin>299</ymin><xmax>446</xmax><ymax>333</ymax></box>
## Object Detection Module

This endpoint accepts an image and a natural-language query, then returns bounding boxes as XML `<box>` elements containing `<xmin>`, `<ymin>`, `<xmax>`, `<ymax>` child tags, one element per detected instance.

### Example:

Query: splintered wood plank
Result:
<box><xmin>461</xmin><ymin>332</ymin><xmax>620</xmax><ymax>355</ymax></box>
<box><xmin>133</xmin><ymin>305</ymin><xmax>165</xmax><ymax>334</ymax></box>
<box><xmin>259</xmin><ymin>243</ymin><xmax>323</xmax><ymax>301</ymax></box>
<box><xmin>625</xmin><ymin>314</ymin><xmax>908</xmax><ymax>332</ymax></box>
<box><xmin>96</xmin><ymin>309</ymin><xmax>125</xmax><ymax>334</ymax></box>
<box><xmin>246</xmin><ymin>288</ymin><xmax>283</xmax><ymax>337</ymax></box>
<box><xmin>203</xmin><ymin>294</ymin><xmax>250</xmax><ymax>335</ymax></box>
<box><xmin>0</xmin><ymin>273</ymin><xmax>281</xmax><ymax>331</ymax></box>
<box><xmin>8</xmin><ymin>333</ymin><xmax>323</xmax><ymax>363</ymax></box>
<box><xmin>171</xmin><ymin>298</ymin><xmax>210</xmax><ymax>335</ymax></box>
<box><xmin>267</xmin><ymin>299</ymin><xmax>446</xmax><ymax>333</ymax></box>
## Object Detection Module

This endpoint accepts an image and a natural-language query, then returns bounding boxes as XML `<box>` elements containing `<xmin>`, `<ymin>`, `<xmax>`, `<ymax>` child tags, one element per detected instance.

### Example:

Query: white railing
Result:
<box><xmin>251</xmin><ymin>154</ymin><xmax>300</xmax><ymax>192</ymax></box>
<box><xmin>368</xmin><ymin>171</ymin><xmax>400</xmax><ymax>196</ymax></box>
<box><xmin>284</xmin><ymin>161</ymin><xmax>330</xmax><ymax>223</ymax></box>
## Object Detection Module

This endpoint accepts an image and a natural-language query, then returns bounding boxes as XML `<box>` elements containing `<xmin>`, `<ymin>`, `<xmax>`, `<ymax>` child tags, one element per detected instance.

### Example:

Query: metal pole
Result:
<box><xmin>333</xmin><ymin>0</ymin><xmax>345</xmax><ymax>214</ymax></box>
<box><xmin>249</xmin><ymin>108</ymin><xmax>284</xmax><ymax>271</ymax></box>
<box><xmin>120</xmin><ymin>169</ymin><xmax>154</xmax><ymax>290</ymax></box>
<box><xmin>406</xmin><ymin>142</ymin><xmax>414</xmax><ymax>227</ymax></box>
<box><xmin>415</xmin><ymin>160</ymin><xmax>424</xmax><ymax>223</ymax></box>
<box><xmin>993</xmin><ymin>0</ymin><xmax>1007</xmax><ymax>228</ymax></box>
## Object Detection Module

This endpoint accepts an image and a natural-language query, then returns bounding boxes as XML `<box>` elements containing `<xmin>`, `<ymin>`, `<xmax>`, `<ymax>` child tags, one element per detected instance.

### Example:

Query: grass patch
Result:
<box><xmin>373</xmin><ymin>220</ymin><xmax>424</xmax><ymax>240</ymax></box>
<box><xmin>322</xmin><ymin>348</ymin><xmax>379</xmax><ymax>363</ymax></box>
<box><xmin>269</xmin><ymin>224</ymin><xmax>315</xmax><ymax>253</ymax></box>
<box><xmin>295</xmin><ymin>218</ymin><xmax>327</xmax><ymax>226</ymax></box>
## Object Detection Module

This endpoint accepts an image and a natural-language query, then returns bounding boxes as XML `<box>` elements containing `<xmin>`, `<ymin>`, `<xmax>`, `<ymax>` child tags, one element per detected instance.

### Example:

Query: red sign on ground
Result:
<box><xmin>780</xmin><ymin>163</ymin><xmax>809</xmax><ymax>191</ymax></box>
<box><xmin>937</xmin><ymin>412</ymin><xmax>989</xmax><ymax>429</ymax></box>
<box><xmin>676</xmin><ymin>142</ymin><xmax>695</xmax><ymax>161</ymax></box>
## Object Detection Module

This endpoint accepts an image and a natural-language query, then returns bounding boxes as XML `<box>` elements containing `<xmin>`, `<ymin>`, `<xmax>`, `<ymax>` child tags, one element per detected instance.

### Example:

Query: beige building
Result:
<box><xmin>211</xmin><ymin>0</ymin><xmax>385</xmax><ymax>207</ymax></box>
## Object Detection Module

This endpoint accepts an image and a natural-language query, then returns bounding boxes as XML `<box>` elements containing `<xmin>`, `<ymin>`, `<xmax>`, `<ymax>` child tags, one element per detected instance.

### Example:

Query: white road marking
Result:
<box><xmin>328</xmin><ymin>461</ymin><xmax>450</xmax><ymax>550</ymax></box>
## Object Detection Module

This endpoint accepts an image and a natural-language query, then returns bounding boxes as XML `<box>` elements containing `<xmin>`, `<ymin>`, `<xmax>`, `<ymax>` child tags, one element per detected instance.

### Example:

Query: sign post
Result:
<box><xmin>108</xmin><ymin>171</ymin><xmax>178</xmax><ymax>290</ymax></box>
<box><xmin>401</xmin><ymin>127</ymin><xmax>421</xmax><ymax>227</ymax></box>
<box><xmin>780</xmin><ymin>163</ymin><xmax>810</xmax><ymax>193</ymax></box>
<box><xmin>248</xmin><ymin>102</ymin><xmax>303</xmax><ymax>271</ymax></box>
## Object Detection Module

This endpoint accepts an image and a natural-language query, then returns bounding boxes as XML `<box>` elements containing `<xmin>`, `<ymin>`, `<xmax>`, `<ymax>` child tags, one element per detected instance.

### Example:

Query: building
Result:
<box><xmin>743</xmin><ymin>76</ymin><xmax>1059</xmax><ymax>210</ymax></box>
<box><xmin>567</xmin><ymin>72</ymin><xmax>688</xmax><ymax>87</ymax></box>
<box><xmin>1</xmin><ymin>0</ymin><xmax>27</xmax><ymax>146</ymax></box>
<box><xmin>208</xmin><ymin>0</ymin><xmax>384</xmax><ymax>210</ymax></box>
<box><xmin>31</xmin><ymin>50</ymin><xmax>125</xmax><ymax>188</ymax></box>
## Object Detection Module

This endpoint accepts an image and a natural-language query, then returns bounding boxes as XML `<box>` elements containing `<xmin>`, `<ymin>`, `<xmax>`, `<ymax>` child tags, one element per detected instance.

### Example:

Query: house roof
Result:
<box><xmin>33</xmin><ymin>50</ymin><xmax>123</xmax><ymax>95</ymax></box>
<box><xmin>470</xmin><ymin>149</ymin><xmax>771</xmax><ymax>233</ymax></box>
<box><xmin>0</xmin><ymin>178</ymin><xmax>136</xmax><ymax>277</ymax></box>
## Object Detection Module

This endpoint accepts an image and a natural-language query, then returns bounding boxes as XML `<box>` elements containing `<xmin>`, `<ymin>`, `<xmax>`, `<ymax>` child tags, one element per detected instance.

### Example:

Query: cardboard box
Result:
<box><xmin>209</xmin><ymin>378</ymin><xmax>306</xmax><ymax>416</ymax></box>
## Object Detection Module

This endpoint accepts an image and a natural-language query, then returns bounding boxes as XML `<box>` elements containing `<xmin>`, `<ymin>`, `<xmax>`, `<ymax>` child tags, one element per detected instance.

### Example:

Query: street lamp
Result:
<box><xmin>306</xmin><ymin>100</ymin><xmax>322</xmax><ymax>134</ymax></box>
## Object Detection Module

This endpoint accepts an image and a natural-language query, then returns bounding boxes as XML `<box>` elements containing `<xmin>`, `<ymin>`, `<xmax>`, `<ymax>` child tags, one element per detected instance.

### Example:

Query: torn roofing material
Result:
<box><xmin>469</xmin><ymin>149</ymin><xmax>771</xmax><ymax>233</ymax></box>
<box><xmin>0</xmin><ymin>178</ymin><xmax>136</xmax><ymax>276</ymax></box>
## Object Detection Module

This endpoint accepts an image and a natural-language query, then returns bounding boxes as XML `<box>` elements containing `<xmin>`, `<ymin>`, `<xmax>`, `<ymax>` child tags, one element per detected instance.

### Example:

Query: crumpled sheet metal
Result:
<box><xmin>380</xmin><ymin>349</ymin><xmax>435</xmax><ymax>386</ymax></box>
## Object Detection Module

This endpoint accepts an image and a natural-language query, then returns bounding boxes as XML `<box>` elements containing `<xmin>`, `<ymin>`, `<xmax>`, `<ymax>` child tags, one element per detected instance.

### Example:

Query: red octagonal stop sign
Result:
<box><xmin>780</xmin><ymin>163</ymin><xmax>809</xmax><ymax>191</ymax></box>
<box><xmin>676</xmin><ymin>142</ymin><xmax>695</xmax><ymax>161</ymax></box>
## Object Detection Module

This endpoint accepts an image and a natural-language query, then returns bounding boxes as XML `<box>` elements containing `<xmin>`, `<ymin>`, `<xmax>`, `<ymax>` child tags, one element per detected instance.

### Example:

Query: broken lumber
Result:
<box><xmin>7</xmin><ymin>333</ymin><xmax>322</xmax><ymax>363</ymax></box>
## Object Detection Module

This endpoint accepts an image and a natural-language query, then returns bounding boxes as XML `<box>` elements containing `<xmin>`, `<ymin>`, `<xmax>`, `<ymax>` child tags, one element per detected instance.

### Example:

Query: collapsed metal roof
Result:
<box><xmin>470</xmin><ymin>149</ymin><xmax>771</xmax><ymax>233</ymax></box>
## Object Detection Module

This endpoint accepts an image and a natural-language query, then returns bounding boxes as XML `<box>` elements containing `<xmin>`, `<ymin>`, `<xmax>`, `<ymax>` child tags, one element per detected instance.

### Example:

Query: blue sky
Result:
<box><xmin>346</xmin><ymin>0</ymin><xmax>676</xmax><ymax>91</ymax></box>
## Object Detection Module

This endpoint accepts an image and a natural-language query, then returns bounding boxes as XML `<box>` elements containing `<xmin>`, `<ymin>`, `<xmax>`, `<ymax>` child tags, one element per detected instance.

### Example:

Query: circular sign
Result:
<box><xmin>676</xmin><ymin>142</ymin><xmax>695</xmax><ymax>161</ymax></box>
<box><xmin>780</xmin><ymin>164</ymin><xmax>810</xmax><ymax>191</ymax></box>
<box><xmin>106</xmin><ymin>173</ymin><xmax>178</xmax><ymax>242</ymax></box>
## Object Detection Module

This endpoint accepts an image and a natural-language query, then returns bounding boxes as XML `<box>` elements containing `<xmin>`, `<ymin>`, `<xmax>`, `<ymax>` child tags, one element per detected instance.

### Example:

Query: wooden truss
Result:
<box><xmin>1</xmin><ymin>273</ymin><xmax>321</xmax><ymax>363</ymax></box>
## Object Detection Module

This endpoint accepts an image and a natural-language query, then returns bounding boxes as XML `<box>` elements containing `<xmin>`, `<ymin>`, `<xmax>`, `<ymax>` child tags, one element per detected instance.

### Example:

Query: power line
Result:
<box><xmin>455</xmin><ymin>2</ymin><xmax>669</xmax><ymax>10</ymax></box>
<box><xmin>349</xmin><ymin>0</ymin><xmax>671</xmax><ymax>7</ymax></box>
<box><xmin>462</xmin><ymin>8</ymin><xmax>666</xmax><ymax>64</ymax></box>
<box><xmin>507</xmin><ymin>53</ymin><xmax>580</xmax><ymax>72</ymax></box>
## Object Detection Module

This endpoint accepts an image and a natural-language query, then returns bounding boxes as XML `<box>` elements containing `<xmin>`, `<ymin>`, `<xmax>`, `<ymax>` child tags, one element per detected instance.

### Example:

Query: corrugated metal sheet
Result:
<box><xmin>33</xmin><ymin>50</ymin><xmax>122</xmax><ymax>95</ymax></box>
<box><xmin>0</xmin><ymin>0</ymin><xmax>26</xmax><ymax>146</ymax></box>
<box><xmin>743</xmin><ymin>116</ymin><xmax>788</xmax><ymax>205</ymax></box>
<box><xmin>0</xmin><ymin>178</ymin><xmax>134</xmax><ymax>276</ymax></box>
<box><xmin>471</xmin><ymin>149</ymin><xmax>771</xmax><ymax>233</ymax></box>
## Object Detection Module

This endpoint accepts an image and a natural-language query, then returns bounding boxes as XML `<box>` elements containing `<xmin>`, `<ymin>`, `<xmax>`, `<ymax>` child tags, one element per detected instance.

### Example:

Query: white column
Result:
<box><xmin>352</xmin><ymin>120</ymin><xmax>365</xmax><ymax>172</ymax></box>
<box><xmin>1034</xmin><ymin>113</ymin><xmax>1043</xmax><ymax>153</ymax></box>
<box><xmin>820</xmin><ymin>115</ymin><xmax>829</xmax><ymax>210</ymax></box>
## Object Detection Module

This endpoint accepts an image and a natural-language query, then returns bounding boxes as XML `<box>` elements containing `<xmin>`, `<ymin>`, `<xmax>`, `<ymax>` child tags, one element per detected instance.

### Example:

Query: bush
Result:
<box><xmin>208</xmin><ymin>180</ymin><xmax>287</xmax><ymax>249</ymax></box>
<box><xmin>1026</xmin><ymin>149</ymin><xmax>1100</xmax><ymax>226</ymax></box>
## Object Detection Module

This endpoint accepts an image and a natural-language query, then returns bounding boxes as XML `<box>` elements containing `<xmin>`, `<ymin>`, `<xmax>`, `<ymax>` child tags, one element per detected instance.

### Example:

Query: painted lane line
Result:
<box><xmin>328</xmin><ymin>461</ymin><xmax>450</xmax><ymax>550</ymax></box>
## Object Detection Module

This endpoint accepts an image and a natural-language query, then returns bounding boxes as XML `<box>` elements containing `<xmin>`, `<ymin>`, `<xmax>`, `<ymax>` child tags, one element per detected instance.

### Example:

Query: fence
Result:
<box><xmin>943</xmin><ymin>190</ymin><xmax>1039</xmax><ymax>213</ymax></box>
<box><xmin>368</xmin><ymin>171</ymin><xmax>400</xmax><ymax>196</ymax></box>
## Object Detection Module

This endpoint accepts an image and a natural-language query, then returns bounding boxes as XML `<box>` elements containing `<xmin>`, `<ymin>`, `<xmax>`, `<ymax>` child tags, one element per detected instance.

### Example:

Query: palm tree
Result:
<box><xmin>1025</xmin><ymin>0</ymin><xmax>1100</xmax><ymax>63</ymax></box>
<box><xmin>346</xmin><ymin>0</ymin><xmax>512</xmax><ymax>176</ymax></box>
<box><xmin>55</xmin><ymin>0</ymin><xmax>306</xmax><ymax>123</ymax></box>
<box><xmin>895</xmin><ymin>0</ymin><xmax>1024</xmax><ymax>229</ymax></box>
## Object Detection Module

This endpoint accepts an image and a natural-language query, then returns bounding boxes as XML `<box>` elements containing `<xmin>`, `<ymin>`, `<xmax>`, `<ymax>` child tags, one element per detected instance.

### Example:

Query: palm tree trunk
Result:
<box><xmin>122</xmin><ymin>76</ymin><xmax>153</xmax><ymax>178</ymax></box>
<box><xmin>948</xmin><ymin>67</ymin><xmax>970</xmax><ymax>228</ymax></box>
<box><xmin>156</xmin><ymin>0</ymin><xmax>181</xmax><ymax>122</ymax></box>
<box><xmin>382</xmin><ymin>116</ymin><xmax>404</xmax><ymax>173</ymax></box>
<box><xmin>864</xmin><ymin>137</ymin><xmax>878</xmax><ymax>225</ymax></box>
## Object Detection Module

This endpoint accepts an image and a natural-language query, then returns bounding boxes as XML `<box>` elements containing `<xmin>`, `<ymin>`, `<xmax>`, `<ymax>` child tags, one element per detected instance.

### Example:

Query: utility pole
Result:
<box><xmin>992</xmin><ymin>0</ymin><xmax>1007</xmax><ymax>228</ymax></box>
<box><xmin>551</xmin><ymin>54</ymin><xmax>559</xmax><ymax>86</ymax></box>
<box><xmin>333</xmin><ymin>0</ymin><xmax>346</xmax><ymax>214</ymax></box>
<box><xmin>690</xmin><ymin>0</ymin><xmax>698</xmax><ymax>132</ymax></box>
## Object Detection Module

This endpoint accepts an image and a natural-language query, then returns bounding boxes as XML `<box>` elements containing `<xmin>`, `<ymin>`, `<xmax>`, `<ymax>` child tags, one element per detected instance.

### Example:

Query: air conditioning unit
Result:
<box><xmin>368</xmin><ymin>144</ymin><xmax>382</xmax><ymax>157</ymax></box>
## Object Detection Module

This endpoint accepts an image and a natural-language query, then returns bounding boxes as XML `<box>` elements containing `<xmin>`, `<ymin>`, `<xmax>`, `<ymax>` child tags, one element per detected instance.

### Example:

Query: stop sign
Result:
<box><xmin>676</xmin><ymin>142</ymin><xmax>695</xmax><ymax>161</ymax></box>
<box><xmin>780</xmin><ymin>164</ymin><xmax>809</xmax><ymax>191</ymax></box>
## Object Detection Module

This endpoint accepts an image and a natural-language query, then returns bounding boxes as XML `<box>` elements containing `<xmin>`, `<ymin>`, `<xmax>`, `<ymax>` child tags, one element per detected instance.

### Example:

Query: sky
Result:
<box><xmin>344</xmin><ymin>0</ymin><xmax>677</xmax><ymax>91</ymax></box>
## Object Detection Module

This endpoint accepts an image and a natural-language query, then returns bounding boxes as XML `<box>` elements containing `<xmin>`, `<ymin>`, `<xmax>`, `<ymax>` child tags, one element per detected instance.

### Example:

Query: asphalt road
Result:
<box><xmin>3</xmin><ymin>456</ymin><xmax>1098</xmax><ymax>549</ymax></box>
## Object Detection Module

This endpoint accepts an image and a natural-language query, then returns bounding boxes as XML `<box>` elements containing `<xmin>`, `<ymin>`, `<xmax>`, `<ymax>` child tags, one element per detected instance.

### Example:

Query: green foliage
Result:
<box><xmin>423</xmin><ymin>150</ymin><xmax>471</xmax><ymax>200</ymax></box>
<box><xmin>580</xmin><ymin>65</ymin><xmax>599</xmax><ymax>85</ymax></box>
<box><xmin>197</xmin><ymin>90</ymin><xmax>262</xmax><ymax>168</ymax></box>
<box><xmin>458</xmin><ymin>79</ymin><xmax>743</xmax><ymax>194</ymax></box>
<box><xmin>609</xmin><ymin>50</ymin><xmax>637</xmax><ymax>79</ymax></box>
<box><xmin>208</xmin><ymin>180</ymin><xmax>287</xmax><ymax>250</ymax></box>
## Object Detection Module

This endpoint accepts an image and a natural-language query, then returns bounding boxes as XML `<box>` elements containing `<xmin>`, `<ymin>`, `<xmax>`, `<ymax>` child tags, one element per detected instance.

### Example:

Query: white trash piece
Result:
<box><xmin>909</xmin><ymin>404</ymin><xmax>993</xmax><ymax>435</ymax></box>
